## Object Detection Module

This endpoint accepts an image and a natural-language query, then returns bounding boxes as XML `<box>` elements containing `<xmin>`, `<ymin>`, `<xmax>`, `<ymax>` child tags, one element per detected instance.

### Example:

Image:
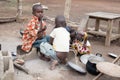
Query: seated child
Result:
<box><xmin>17</xmin><ymin>3</ymin><xmax>48</xmax><ymax>56</ymax></box>
<box><xmin>71</xmin><ymin>31</ymin><xmax>91</xmax><ymax>55</ymax></box>
<box><xmin>62</xmin><ymin>25</ymin><xmax>91</xmax><ymax>55</ymax></box>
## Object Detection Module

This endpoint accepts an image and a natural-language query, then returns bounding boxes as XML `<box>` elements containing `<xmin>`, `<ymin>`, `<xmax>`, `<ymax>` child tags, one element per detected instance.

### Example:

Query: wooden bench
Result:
<box><xmin>85</xmin><ymin>12</ymin><xmax>120</xmax><ymax>46</ymax></box>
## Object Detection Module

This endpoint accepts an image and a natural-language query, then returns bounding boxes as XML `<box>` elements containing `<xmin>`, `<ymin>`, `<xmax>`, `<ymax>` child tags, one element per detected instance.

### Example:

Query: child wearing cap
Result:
<box><xmin>17</xmin><ymin>3</ymin><xmax>50</xmax><ymax>58</ymax></box>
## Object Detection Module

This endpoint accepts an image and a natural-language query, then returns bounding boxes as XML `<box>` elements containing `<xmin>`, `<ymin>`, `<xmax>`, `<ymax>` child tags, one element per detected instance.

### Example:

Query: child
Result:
<box><xmin>71</xmin><ymin>31</ymin><xmax>91</xmax><ymax>55</ymax></box>
<box><xmin>17</xmin><ymin>3</ymin><xmax>49</xmax><ymax>55</ymax></box>
<box><xmin>49</xmin><ymin>15</ymin><xmax>70</xmax><ymax>70</ymax></box>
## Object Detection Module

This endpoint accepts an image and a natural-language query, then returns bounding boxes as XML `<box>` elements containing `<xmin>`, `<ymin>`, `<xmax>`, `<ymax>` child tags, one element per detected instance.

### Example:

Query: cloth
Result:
<box><xmin>33</xmin><ymin>35</ymin><xmax>50</xmax><ymax>48</ymax></box>
<box><xmin>21</xmin><ymin>16</ymin><xmax>46</xmax><ymax>52</ymax></box>
<box><xmin>72</xmin><ymin>40</ymin><xmax>91</xmax><ymax>54</ymax></box>
<box><xmin>50</xmin><ymin>27</ymin><xmax>70</xmax><ymax>52</ymax></box>
<box><xmin>65</xmin><ymin>26</ymin><xmax>71</xmax><ymax>32</ymax></box>
<box><xmin>40</xmin><ymin>42</ymin><xmax>59</xmax><ymax>61</ymax></box>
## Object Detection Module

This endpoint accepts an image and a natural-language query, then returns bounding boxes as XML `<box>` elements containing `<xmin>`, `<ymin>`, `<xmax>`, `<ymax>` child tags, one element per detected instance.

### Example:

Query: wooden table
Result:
<box><xmin>85</xmin><ymin>12</ymin><xmax>120</xmax><ymax>46</ymax></box>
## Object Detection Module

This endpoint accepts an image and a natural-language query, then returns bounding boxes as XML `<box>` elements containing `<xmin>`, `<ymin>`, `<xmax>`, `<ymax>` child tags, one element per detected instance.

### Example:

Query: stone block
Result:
<box><xmin>0</xmin><ymin>51</ymin><xmax>14</xmax><ymax>80</ymax></box>
<box><xmin>0</xmin><ymin>51</ymin><xmax>4</xmax><ymax>79</ymax></box>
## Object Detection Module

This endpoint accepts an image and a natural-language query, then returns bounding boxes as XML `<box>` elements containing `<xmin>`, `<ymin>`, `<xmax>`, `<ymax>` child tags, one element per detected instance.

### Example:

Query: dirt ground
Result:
<box><xmin>0</xmin><ymin>0</ymin><xmax>120</xmax><ymax>80</ymax></box>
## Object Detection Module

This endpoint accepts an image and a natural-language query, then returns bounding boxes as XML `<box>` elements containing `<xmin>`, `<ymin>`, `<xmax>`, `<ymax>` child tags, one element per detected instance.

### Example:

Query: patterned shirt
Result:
<box><xmin>21</xmin><ymin>16</ymin><xmax>46</xmax><ymax>52</ymax></box>
<box><xmin>72</xmin><ymin>40</ymin><xmax>91</xmax><ymax>54</ymax></box>
<box><xmin>71</xmin><ymin>32</ymin><xmax>91</xmax><ymax>54</ymax></box>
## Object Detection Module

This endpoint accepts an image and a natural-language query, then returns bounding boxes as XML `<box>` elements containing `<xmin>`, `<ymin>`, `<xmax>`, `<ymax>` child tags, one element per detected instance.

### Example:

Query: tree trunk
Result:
<box><xmin>64</xmin><ymin>0</ymin><xmax>71</xmax><ymax>21</ymax></box>
<box><xmin>17</xmin><ymin>0</ymin><xmax>22</xmax><ymax>19</ymax></box>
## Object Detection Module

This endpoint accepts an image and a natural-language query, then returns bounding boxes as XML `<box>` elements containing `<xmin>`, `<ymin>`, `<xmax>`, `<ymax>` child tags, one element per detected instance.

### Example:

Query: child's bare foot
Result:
<box><xmin>50</xmin><ymin>60</ymin><xmax>58</xmax><ymax>70</ymax></box>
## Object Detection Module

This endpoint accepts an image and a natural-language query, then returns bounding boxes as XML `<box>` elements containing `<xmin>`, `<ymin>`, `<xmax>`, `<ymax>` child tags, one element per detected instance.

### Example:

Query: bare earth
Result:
<box><xmin>0</xmin><ymin>0</ymin><xmax>120</xmax><ymax>80</ymax></box>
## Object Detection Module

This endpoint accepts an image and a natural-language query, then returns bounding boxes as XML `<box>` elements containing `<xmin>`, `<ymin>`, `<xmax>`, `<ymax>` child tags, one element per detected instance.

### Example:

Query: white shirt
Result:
<box><xmin>81</xmin><ymin>40</ymin><xmax>91</xmax><ymax>47</ymax></box>
<box><xmin>50</xmin><ymin>27</ymin><xmax>70</xmax><ymax>52</ymax></box>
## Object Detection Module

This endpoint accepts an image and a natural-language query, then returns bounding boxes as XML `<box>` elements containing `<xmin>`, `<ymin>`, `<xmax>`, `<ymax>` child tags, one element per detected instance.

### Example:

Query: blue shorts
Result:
<box><xmin>33</xmin><ymin>35</ymin><xmax>50</xmax><ymax>48</ymax></box>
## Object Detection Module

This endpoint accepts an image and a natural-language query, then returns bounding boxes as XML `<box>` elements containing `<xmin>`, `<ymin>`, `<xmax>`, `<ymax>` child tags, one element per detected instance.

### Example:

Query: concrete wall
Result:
<box><xmin>0</xmin><ymin>51</ymin><xmax>4</xmax><ymax>79</ymax></box>
<box><xmin>0</xmin><ymin>51</ymin><xmax>14</xmax><ymax>80</ymax></box>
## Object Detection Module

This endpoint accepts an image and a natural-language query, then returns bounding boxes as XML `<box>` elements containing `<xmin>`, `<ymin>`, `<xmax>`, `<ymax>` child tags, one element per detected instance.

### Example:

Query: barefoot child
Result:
<box><xmin>17</xmin><ymin>3</ymin><xmax>49</xmax><ymax>56</ymax></box>
<box><xmin>49</xmin><ymin>15</ymin><xmax>70</xmax><ymax>70</ymax></box>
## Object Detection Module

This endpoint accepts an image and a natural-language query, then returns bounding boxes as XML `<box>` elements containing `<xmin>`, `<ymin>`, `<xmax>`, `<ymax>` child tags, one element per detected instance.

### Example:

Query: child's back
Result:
<box><xmin>50</xmin><ymin>27</ymin><xmax>70</xmax><ymax>52</ymax></box>
<box><xmin>49</xmin><ymin>15</ymin><xmax>70</xmax><ymax>70</ymax></box>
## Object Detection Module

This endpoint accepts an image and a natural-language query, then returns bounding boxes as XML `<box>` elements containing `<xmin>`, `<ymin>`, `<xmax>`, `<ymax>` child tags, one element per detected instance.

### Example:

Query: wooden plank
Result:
<box><xmin>16</xmin><ymin>0</ymin><xmax>22</xmax><ymax>19</ymax></box>
<box><xmin>0</xmin><ymin>17</ymin><xmax>16</xmax><ymax>23</ymax></box>
<box><xmin>89</xmin><ymin>16</ymin><xmax>108</xmax><ymax>21</ymax></box>
<box><xmin>110</xmin><ymin>34</ymin><xmax>120</xmax><ymax>41</ymax></box>
<box><xmin>78</xmin><ymin>15</ymin><xmax>89</xmax><ymax>31</ymax></box>
<box><xmin>87</xmin><ymin>12</ymin><xmax>120</xmax><ymax>20</ymax></box>
<box><xmin>70</xmin><ymin>25</ymin><xmax>78</xmax><ymax>31</ymax></box>
<box><xmin>64</xmin><ymin>0</ymin><xmax>71</xmax><ymax>20</ymax></box>
<box><xmin>87</xmin><ymin>31</ymin><xmax>106</xmax><ymax>37</ymax></box>
<box><xmin>118</xmin><ymin>21</ymin><xmax>120</xmax><ymax>34</ymax></box>
<box><xmin>14</xmin><ymin>62</ymin><xmax>29</xmax><ymax>74</ymax></box>
<box><xmin>105</xmin><ymin>20</ymin><xmax>113</xmax><ymax>46</ymax></box>
<box><xmin>95</xmin><ymin>19</ymin><xmax>100</xmax><ymax>31</ymax></box>
<box><xmin>88</xmin><ymin>30</ymin><xmax>120</xmax><ymax>41</ymax></box>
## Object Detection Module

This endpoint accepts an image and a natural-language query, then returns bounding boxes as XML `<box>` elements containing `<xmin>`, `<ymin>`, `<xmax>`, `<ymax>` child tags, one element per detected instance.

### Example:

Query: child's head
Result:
<box><xmin>32</xmin><ymin>3</ymin><xmax>44</xmax><ymax>20</ymax></box>
<box><xmin>75</xmin><ymin>32</ymin><xmax>88</xmax><ymax>42</ymax></box>
<box><xmin>70</xmin><ymin>29</ymin><xmax>76</xmax><ymax>38</ymax></box>
<box><xmin>55</xmin><ymin>15</ymin><xmax>66</xmax><ymax>28</ymax></box>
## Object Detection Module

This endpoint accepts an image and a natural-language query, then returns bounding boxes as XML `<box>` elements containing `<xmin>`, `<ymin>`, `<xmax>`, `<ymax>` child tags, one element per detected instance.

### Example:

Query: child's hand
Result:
<box><xmin>37</xmin><ymin>32</ymin><xmax>44</xmax><ymax>39</ymax></box>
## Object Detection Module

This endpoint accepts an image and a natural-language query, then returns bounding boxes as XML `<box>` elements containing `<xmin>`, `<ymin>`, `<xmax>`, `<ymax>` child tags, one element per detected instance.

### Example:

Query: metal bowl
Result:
<box><xmin>67</xmin><ymin>62</ymin><xmax>87</xmax><ymax>74</ymax></box>
<box><xmin>80</xmin><ymin>54</ymin><xmax>95</xmax><ymax>65</ymax></box>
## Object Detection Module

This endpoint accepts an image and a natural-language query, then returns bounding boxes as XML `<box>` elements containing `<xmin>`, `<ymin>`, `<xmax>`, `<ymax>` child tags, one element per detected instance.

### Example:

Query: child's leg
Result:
<box><xmin>39</xmin><ymin>52</ymin><xmax>51</xmax><ymax>61</ymax></box>
<box><xmin>48</xmin><ymin>51</ymin><xmax>60</xmax><ymax>70</ymax></box>
<box><xmin>33</xmin><ymin>35</ymin><xmax>50</xmax><ymax>48</ymax></box>
<box><xmin>50</xmin><ymin>60</ymin><xmax>58</xmax><ymax>70</ymax></box>
<box><xmin>39</xmin><ymin>55</ymin><xmax>51</xmax><ymax>61</ymax></box>
<box><xmin>17</xmin><ymin>45</ymin><xmax>28</xmax><ymax>55</ymax></box>
<box><xmin>37</xmin><ymin>47</ymin><xmax>51</xmax><ymax>61</ymax></box>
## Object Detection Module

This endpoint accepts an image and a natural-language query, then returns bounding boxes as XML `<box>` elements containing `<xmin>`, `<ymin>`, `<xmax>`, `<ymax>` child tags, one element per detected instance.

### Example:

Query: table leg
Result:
<box><xmin>118</xmin><ymin>21</ymin><xmax>120</xmax><ymax>41</ymax></box>
<box><xmin>105</xmin><ymin>20</ymin><xmax>113</xmax><ymax>46</ymax></box>
<box><xmin>95</xmin><ymin>19</ymin><xmax>100</xmax><ymax>31</ymax></box>
<box><xmin>118</xmin><ymin>21</ymin><xmax>120</xmax><ymax>34</ymax></box>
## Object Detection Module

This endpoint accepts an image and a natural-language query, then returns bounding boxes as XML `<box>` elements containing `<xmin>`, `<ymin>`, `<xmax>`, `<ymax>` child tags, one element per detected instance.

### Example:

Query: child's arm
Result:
<box><xmin>38</xmin><ymin>26</ymin><xmax>46</xmax><ymax>33</ymax></box>
<box><xmin>83</xmin><ymin>37</ymin><xmax>87</xmax><ymax>46</ymax></box>
<box><xmin>49</xmin><ymin>37</ymin><xmax>54</xmax><ymax>45</ymax></box>
<box><xmin>37</xmin><ymin>26</ymin><xmax>46</xmax><ymax>39</ymax></box>
<box><xmin>37</xmin><ymin>19</ymin><xmax>47</xmax><ymax>38</ymax></box>
<box><xmin>82</xmin><ymin>32</ymin><xmax>88</xmax><ymax>47</ymax></box>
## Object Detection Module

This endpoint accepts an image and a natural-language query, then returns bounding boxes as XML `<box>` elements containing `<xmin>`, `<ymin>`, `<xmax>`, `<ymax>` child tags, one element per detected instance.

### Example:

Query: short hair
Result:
<box><xmin>55</xmin><ymin>15</ymin><xmax>66</xmax><ymax>28</ymax></box>
<box><xmin>32</xmin><ymin>3</ymin><xmax>43</xmax><ymax>12</ymax></box>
